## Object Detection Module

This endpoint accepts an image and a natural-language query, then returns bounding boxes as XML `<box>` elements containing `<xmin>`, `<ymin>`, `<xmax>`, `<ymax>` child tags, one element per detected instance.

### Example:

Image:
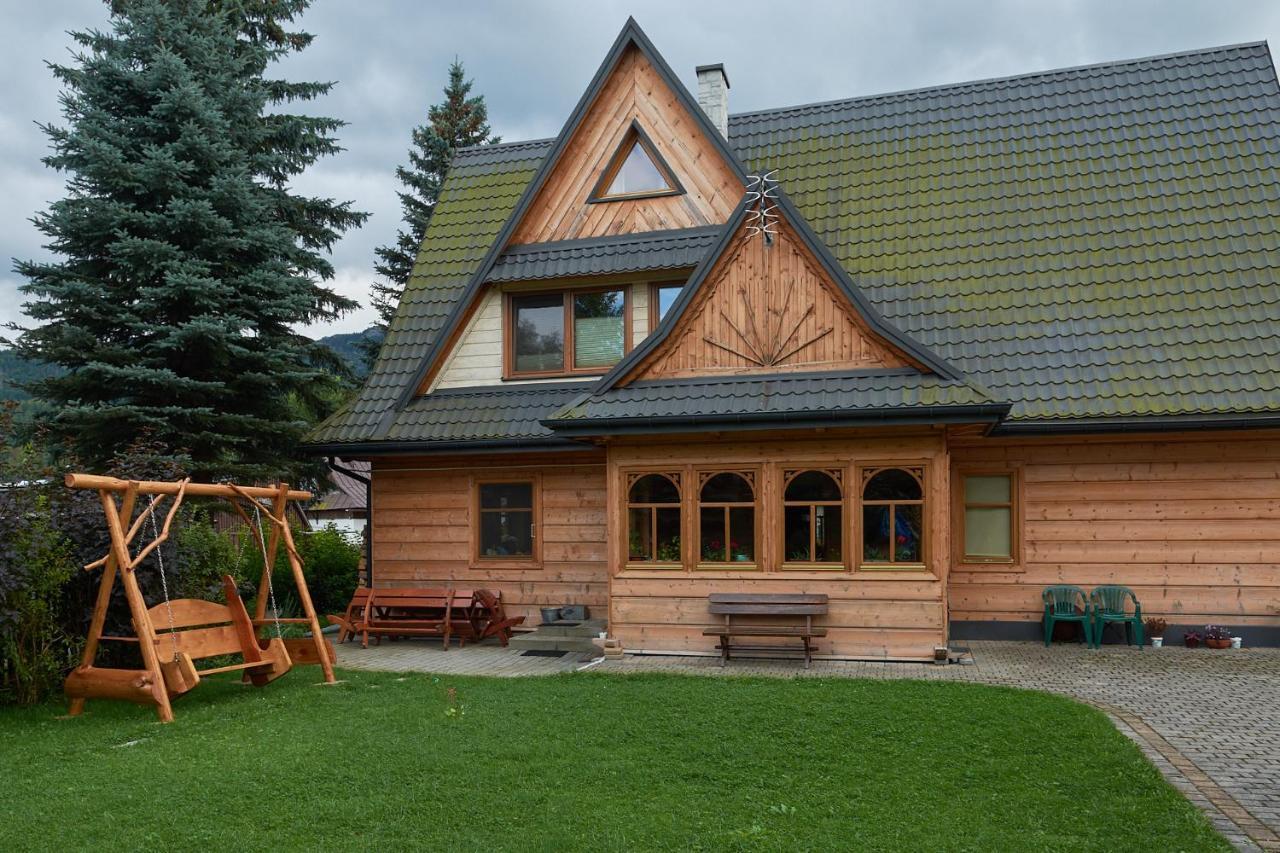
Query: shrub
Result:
<box><xmin>240</xmin><ymin>523</ymin><xmax>359</xmax><ymax>619</ymax></box>
<box><xmin>0</xmin><ymin>494</ymin><xmax>80</xmax><ymax>705</ymax></box>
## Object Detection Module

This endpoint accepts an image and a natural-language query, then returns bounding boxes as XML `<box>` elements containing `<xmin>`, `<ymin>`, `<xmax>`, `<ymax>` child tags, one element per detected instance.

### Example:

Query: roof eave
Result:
<box><xmin>542</xmin><ymin>402</ymin><xmax>1011</xmax><ymax>437</ymax></box>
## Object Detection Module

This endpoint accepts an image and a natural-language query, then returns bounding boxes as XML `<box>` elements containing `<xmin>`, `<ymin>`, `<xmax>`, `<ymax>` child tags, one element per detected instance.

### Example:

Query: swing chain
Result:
<box><xmin>147</xmin><ymin>494</ymin><xmax>181</xmax><ymax>662</ymax></box>
<box><xmin>251</xmin><ymin>499</ymin><xmax>284</xmax><ymax>641</ymax></box>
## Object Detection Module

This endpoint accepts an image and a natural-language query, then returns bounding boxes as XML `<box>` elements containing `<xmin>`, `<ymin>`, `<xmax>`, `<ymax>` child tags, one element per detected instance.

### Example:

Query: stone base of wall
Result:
<box><xmin>949</xmin><ymin>620</ymin><xmax>1280</xmax><ymax>647</ymax></box>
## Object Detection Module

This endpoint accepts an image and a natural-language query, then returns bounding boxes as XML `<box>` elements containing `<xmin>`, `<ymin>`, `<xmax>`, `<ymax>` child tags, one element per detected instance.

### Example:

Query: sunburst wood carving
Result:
<box><xmin>703</xmin><ymin>276</ymin><xmax>833</xmax><ymax>368</ymax></box>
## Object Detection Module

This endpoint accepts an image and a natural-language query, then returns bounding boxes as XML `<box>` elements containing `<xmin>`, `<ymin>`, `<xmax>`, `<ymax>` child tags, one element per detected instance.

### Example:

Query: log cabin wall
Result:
<box><xmin>948</xmin><ymin>429</ymin><xmax>1280</xmax><ymax>640</ymax></box>
<box><xmin>370</xmin><ymin>452</ymin><xmax>609</xmax><ymax>625</ymax></box>
<box><xmin>606</xmin><ymin>430</ymin><xmax>952</xmax><ymax>660</ymax></box>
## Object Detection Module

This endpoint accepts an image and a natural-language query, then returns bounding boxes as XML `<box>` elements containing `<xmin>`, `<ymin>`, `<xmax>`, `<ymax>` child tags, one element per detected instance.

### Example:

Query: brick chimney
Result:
<box><xmin>696</xmin><ymin>63</ymin><xmax>730</xmax><ymax>139</ymax></box>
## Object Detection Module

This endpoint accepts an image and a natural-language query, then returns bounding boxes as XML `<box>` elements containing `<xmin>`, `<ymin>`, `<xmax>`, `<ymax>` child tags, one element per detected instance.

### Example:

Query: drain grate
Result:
<box><xmin>520</xmin><ymin>649</ymin><xmax>568</xmax><ymax>658</ymax></box>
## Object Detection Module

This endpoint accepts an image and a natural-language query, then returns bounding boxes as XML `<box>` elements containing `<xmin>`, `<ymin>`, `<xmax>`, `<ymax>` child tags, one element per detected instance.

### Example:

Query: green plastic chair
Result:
<box><xmin>1089</xmin><ymin>585</ymin><xmax>1143</xmax><ymax>649</ymax></box>
<box><xmin>1042</xmin><ymin>585</ymin><xmax>1092</xmax><ymax>647</ymax></box>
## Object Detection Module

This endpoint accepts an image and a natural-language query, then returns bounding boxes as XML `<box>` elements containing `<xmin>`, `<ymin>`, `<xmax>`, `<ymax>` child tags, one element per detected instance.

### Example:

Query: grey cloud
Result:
<box><xmin>4</xmin><ymin>0</ymin><xmax>1280</xmax><ymax>335</ymax></box>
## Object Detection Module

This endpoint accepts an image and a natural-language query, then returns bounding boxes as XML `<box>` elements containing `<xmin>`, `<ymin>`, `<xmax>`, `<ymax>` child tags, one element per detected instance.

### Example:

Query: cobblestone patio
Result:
<box><xmin>336</xmin><ymin>639</ymin><xmax>1280</xmax><ymax>851</ymax></box>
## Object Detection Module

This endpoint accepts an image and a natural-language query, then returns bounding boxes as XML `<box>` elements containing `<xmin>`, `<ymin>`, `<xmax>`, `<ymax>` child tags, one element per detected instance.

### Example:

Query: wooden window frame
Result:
<box><xmin>648</xmin><ymin>280</ymin><xmax>685</xmax><ymax>332</ymax></box>
<box><xmin>857</xmin><ymin>464</ymin><xmax>928</xmax><ymax>572</ymax></box>
<box><xmin>470</xmin><ymin>474</ymin><xmax>542</xmax><ymax>569</ymax></box>
<box><xmin>624</xmin><ymin>471</ymin><xmax>684</xmax><ymax>569</ymax></box>
<box><xmin>503</xmin><ymin>286</ymin><xmax>632</xmax><ymax>380</ymax></box>
<box><xmin>779</xmin><ymin>468</ymin><xmax>847</xmax><ymax>571</ymax></box>
<box><xmin>587</xmin><ymin>119</ymin><xmax>685</xmax><ymax>203</ymax></box>
<box><xmin>953</xmin><ymin>466</ymin><xmax>1023</xmax><ymax>570</ymax></box>
<box><xmin>694</xmin><ymin>468</ymin><xmax>760</xmax><ymax>571</ymax></box>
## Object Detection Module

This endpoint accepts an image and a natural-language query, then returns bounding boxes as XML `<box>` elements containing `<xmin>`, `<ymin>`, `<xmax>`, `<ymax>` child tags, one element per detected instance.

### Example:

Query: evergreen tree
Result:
<box><xmin>369</xmin><ymin>61</ymin><xmax>500</xmax><ymax>335</ymax></box>
<box><xmin>13</xmin><ymin>0</ymin><xmax>367</xmax><ymax>481</ymax></box>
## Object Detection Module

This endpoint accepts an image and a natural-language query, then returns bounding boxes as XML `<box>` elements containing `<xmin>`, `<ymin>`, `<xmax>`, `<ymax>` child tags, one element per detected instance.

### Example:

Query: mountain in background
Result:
<box><xmin>0</xmin><ymin>326</ymin><xmax>383</xmax><ymax>402</ymax></box>
<box><xmin>0</xmin><ymin>349</ymin><xmax>61</xmax><ymax>402</ymax></box>
<box><xmin>315</xmin><ymin>326</ymin><xmax>383</xmax><ymax>379</ymax></box>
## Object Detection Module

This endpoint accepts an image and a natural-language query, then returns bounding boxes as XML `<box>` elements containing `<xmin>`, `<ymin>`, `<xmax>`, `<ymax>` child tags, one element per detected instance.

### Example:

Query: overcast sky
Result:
<box><xmin>4</xmin><ymin>0</ymin><xmax>1280</xmax><ymax>338</ymax></box>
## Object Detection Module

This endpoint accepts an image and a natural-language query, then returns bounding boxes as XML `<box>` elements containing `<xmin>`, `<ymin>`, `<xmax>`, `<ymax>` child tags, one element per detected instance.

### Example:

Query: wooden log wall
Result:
<box><xmin>370</xmin><ymin>453</ymin><xmax>609</xmax><ymax>624</ymax></box>
<box><xmin>607</xmin><ymin>430</ymin><xmax>951</xmax><ymax>660</ymax></box>
<box><xmin>509</xmin><ymin>44</ymin><xmax>740</xmax><ymax>244</ymax></box>
<box><xmin>948</xmin><ymin>430</ymin><xmax>1280</xmax><ymax>629</ymax></box>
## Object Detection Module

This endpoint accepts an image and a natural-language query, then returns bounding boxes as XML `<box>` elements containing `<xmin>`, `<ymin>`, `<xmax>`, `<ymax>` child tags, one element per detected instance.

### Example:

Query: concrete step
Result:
<box><xmin>507</xmin><ymin>633</ymin><xmax>602</xmax><ymax>654</ymax></box>
<box><xmin>531</xmin><ymin>619</ymin><xmax>607</xmax><ymax>638</ymax></box>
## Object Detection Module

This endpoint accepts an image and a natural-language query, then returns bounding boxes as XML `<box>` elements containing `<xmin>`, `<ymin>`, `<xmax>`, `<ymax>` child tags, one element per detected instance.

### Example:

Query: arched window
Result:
<box><xmin>698</xmin><ymin>472</ymin><xmax>756</xmax><ymax>565</ymax></box>
<box><xmin>627</xmin><ymin>473</ymin><xmax>682</xmax><ymax>565</ymax></box>
<box><xmin>861</xmin><ymin>468</ymin><xmax>924</xmax><ymax>566</ymax></box>
<box><xmin>783</xmin><ymin>470</ymin><xmax>843</xmax><ymax>565</ymax></box>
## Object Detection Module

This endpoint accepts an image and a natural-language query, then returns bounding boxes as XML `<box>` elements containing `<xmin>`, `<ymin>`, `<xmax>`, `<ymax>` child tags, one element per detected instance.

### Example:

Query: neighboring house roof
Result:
<box><xmin>547</xmin><ymin>370</ymin><xmax>1007</xmax><ymax>436</ymax></box>
<box><xmin>313</xmin><ymin>459</ymin><xmax>369</xmax><ymax>512</ymax></box>
<box><xmin>307</xmin><ymin>39</ymin><xmax>1280</xmax><ymax>452</ymax></box>
<box><xmin>485</xmin><ymin>226</ymin><xmax>720</xmax><ymax>283</ymax></box>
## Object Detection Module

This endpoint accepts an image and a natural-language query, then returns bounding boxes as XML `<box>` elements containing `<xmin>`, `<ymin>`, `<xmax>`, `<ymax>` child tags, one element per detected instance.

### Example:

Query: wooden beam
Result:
<box><xmin>275</xmin><ymin>486</ymin><xmax>336</xmax><ymax>684</ymax></box>
<box><xmin>99</xmin><ymin>488</ymin><xmax>174</xmax><ymax>723</ymax></box>
<box><xmin>65</xmin><ymin>473</ymin><xmax>310</xmax><ymax>501</ymax></box>
<box><xmin>66</xmin><ymin>483</ymin><xmax>138</xmax><ymax>717</ymax></box>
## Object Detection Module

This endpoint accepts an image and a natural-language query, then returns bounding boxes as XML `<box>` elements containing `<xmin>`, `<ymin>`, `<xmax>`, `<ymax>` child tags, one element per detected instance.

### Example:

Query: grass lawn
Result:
<box><xmin>0</xmin><ymin>669</ymin><xmax>1225</xmax><ymax>851</ymax></box>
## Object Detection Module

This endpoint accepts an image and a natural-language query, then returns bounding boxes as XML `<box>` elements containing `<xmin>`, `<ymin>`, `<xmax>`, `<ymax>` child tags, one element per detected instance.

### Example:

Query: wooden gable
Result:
<box><xmin>508</xmin><ymin>43</ymin><xmax>741</xmax><ymax>245</ymax></box>
<box><xmin>624</xmin><ymin>215</ymin><xmax>920</xmax><ymax>382</ymax></box>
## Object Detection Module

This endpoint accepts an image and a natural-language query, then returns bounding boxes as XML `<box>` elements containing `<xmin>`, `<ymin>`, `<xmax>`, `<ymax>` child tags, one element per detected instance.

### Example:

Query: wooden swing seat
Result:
<box><xmin>148</xmin><ymin>575</ymin><xmax>292</xmax><ymax>696</ymax></box>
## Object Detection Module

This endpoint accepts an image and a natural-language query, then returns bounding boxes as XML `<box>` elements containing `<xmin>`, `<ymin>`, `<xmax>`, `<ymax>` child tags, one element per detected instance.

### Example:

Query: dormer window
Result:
<box><xmin>589</xmin><ymin>121</ymin><xmax>683</xmax><ymax>202</ymax></box>
<box><xmin>506</xmin><ymin>287</ymin><xmax>629</xmax><ymax>378</ymax></box>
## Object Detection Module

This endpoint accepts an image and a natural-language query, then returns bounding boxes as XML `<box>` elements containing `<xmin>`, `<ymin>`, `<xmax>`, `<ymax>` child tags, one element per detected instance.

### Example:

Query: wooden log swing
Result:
<box><xmin>62</xmin><ymin>473</ymin><xmax>337</xmax><ymax>723</ymax></box>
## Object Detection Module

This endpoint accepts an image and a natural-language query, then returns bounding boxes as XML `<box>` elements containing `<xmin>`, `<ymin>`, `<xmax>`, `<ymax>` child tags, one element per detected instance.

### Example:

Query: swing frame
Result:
<box><xmin>62</xmin><ymin>473</ymin><xmax>337</xmax><ymax>723</ymax></box>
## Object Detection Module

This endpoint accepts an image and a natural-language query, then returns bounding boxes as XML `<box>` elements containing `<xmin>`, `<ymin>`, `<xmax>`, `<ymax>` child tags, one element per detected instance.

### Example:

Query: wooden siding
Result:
<box><xmin>626</xmin><ymin>221</ymin><xmax>913</xmax><ymax>382</ymax></box>
<box><xmin>432</xmin><ymin>282</ymin><xmax>654</xmax><ymax>390</ymax></box>
<box><xmin>948</xmin><ymin>431</ymin><xmax>1280</xmax><ymax>628</ymax></box>
<box><xmin>606</xmin><ymin>431</ymin><xmax>951</xmax><ymax>660</ymax></box>
<box><xmin>509</xmin><ymin>44</ymin><xmax>740</xmax><ymax>245</ymax></box>
<box><xmin>370</xmin><ymin>454</ymin><xmax>609</xmax><ymax>624</ymax></box>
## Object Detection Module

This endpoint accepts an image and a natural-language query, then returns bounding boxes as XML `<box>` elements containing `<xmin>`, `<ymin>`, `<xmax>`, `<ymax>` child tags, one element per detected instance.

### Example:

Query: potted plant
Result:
<box><xmin>1183</xmin><ymin>630</ymin><xmax>1202</xmax><ymax>648</ymax></box>
<box><xmin>1144</xmin><ymin>617</ymin><xmax>1167</xmax><ymax>648</ymax></box>
<box><xmin>1204</xmin><ymin>624</ymin><xmax>1232</xmax><ymax>649</ymax></box>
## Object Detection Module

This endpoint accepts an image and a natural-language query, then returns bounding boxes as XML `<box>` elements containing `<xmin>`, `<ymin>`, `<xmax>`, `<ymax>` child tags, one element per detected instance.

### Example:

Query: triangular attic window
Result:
<box><xmin>590</xmin><ymin>123</ymin><xmax>683</xmax><ymax>201</ymax></box>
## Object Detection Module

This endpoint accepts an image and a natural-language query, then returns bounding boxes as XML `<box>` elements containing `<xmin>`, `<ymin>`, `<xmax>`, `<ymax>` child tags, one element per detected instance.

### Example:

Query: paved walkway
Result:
<box><xmin>336</xmin><ymin>639</ymin><xmax>1280</xmax><ymax>851</ymax></box>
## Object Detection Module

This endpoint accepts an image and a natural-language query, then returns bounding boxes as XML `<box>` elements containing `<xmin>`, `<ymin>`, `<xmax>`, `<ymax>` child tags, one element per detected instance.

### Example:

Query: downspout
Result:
<box><xmin>327</xmin><ymin>457</ymin><xmax>373</xmax><ymax>587</ymax></box>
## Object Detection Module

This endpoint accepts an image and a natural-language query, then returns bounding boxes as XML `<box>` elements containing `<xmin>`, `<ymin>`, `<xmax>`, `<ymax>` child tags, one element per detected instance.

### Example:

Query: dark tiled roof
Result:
<box><xmin>380</xmin><ymin>383</ymin><xmax>588</xmax><ymax>446</ymax></box>
<box><xmin>309</xmin><ymin>41</ymin><xmax>1280</xmax><ymax>449</ymax></box>
<box><xmin>314</xmin><ymin>459</ymin><xmax>369</xmax><ymax>511</ymax></box>
<box><xmin>486</xmin><ymin>226</ymin><xmax>720</xmax><ymax>283</ymax></box>
<box><xmin>548</xmin><ymin>371</ymin><xmax>1005</xmax><ymax>434</ymax></box>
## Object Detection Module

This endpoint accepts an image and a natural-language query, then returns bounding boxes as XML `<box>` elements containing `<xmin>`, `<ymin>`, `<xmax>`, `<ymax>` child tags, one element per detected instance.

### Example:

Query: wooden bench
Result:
<box><xmin>328</xmin><ymin>586</ymin><xmax>372</xmax><ymax>644</ymax></box>
<box><xmin>702</xmin><ymin>593</ymin><xmax>829</xmax><ymax>669</ymax></box>
<box><xmin>359</xmin><ymin>588</ymin><xmax>453</xmax><ymax>649</ymax></box>
<box><xmin>471</xmin><ymin>589</ymin><xmax>525</xmax><ymax>646</ymax></box>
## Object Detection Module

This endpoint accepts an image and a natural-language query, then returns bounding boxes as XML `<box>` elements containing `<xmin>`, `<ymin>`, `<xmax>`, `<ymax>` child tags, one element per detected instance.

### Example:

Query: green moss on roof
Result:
<box><xmin>310</xmin><ymin>41</ymin><xmax>1280</xmax><ymax>447</ymax></box>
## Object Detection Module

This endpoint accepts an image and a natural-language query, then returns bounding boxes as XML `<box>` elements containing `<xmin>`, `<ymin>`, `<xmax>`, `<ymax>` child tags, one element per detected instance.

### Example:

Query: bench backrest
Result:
<box><xmin>708</xmin><ymin>593</ymin><xmax>828</xmax><ymax>615</ymax></box>
<box><xmin>369</xmin><ymin>589</ymin><xmax>451</xmax><ymax>611</ymax></box>
<box><xmin>148</xmin><ymin>575</ymin><xmax>259</xmax><ymax>662</ymax></box>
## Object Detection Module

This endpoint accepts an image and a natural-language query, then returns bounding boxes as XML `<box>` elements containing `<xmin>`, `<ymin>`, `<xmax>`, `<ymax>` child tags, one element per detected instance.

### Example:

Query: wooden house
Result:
<box><xmin>306</xmin><ymin>20</ymin><xmax>1280</xmax><ymax>658</ymax></box>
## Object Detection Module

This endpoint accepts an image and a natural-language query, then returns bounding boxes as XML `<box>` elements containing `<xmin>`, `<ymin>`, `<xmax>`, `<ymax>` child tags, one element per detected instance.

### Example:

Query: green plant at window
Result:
<box><xmin>861</xmin><ymin>468</ymin><xmax>924</xmax><ymax>566</ymax></box>
<box><xmin>627</xmin><ymin>474</ymin><xmax>681</xmax><ymax>564</ymax></box>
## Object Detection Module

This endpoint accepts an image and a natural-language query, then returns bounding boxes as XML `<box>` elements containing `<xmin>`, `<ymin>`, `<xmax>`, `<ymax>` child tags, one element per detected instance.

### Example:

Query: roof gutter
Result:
<box><xmin>542</xmin><ymin>403</ymin><xmax>1011</xmax><ymax>437</ymax></box>
<box><xmin>303</xmin><ymin>438</ymin><xmax>595</xmax><ymax>457</ymax></box>
<box><xmin>992</xmin><ymin>412</ymin><xmax>1280</xmax><ymax>436</ymax></box>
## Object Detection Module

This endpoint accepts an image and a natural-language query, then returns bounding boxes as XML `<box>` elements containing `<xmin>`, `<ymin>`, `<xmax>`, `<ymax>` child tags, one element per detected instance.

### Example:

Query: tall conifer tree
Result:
<box><xmin>14</xmin><ymin>0</ymin><xmax>366</xmax><ymax>481</ymax></box>
<box><xmin>369</xmin><ymin>61</ymin><xmax>500</xmax><ymax>332</ymax></box>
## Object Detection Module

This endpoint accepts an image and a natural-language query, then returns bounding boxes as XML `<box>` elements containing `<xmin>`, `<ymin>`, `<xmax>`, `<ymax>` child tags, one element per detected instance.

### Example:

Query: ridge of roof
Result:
<box><xmin>386</xmin><ymin>17</ymin><xmax>751</xmax><ymax>424</ymax></box>
<box><xmin>728</xmin><ymin>40</ymin><xmax>1272</xmax><ymax>122</ymax></box>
